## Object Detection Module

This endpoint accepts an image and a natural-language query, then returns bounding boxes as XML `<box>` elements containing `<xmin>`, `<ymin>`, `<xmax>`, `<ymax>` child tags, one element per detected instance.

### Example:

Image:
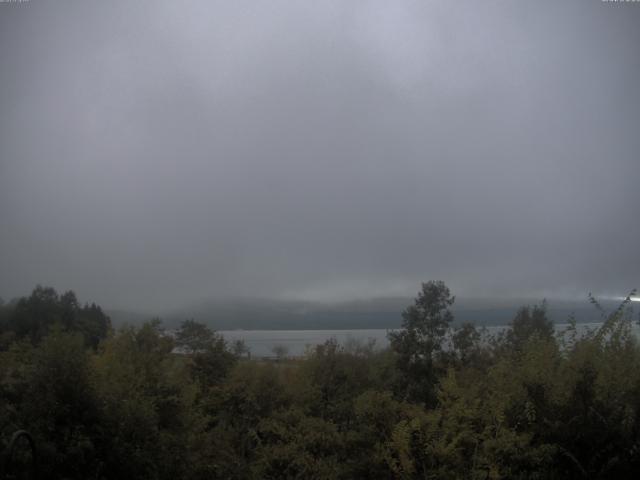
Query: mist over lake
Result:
<box><xmin>219</xmin><ymin>321</ymin><xmax>640</xmax><ymax>358</ymax></box>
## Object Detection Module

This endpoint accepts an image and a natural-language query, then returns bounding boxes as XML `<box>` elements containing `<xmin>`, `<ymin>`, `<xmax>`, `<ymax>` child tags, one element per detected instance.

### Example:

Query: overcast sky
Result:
<box><xmin>1</xmin><ymin>0</ymin><xmax>638</xmax><ymax>310</ymax></box>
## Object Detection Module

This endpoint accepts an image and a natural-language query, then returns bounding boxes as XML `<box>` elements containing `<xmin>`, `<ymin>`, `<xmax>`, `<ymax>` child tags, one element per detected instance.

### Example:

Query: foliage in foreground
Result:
<box><xmin>1</xmin><ymin>283</ymin><xmax>639</xmax><ymax>479</ymax></box>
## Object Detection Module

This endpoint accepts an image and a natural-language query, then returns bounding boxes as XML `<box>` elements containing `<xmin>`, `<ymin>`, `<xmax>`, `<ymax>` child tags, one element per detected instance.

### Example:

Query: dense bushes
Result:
<box><xmin>1</xmin><ymin>284</ymin><xmax>639</xmax><ymax>479</ymax></box>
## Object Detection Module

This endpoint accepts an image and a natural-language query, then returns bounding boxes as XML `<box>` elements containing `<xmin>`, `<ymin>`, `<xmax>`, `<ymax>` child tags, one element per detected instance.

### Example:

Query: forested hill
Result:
<box><xmin>149</xmin><ymin>297</ymin><xmax>621</xmax><ymax>330</ymax></box>
<box><xmin>3</xmin><ymin>290</ymin><xmax>621</xmax><ymax>330</ymax></box>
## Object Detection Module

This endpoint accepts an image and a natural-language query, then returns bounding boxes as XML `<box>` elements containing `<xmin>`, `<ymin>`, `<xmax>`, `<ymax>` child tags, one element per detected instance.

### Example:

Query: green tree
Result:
<box><xmin>93</xmin><ymin>320</ymin><xmax>195</xmax><ymax>480</ymax></box>
<box><xmin>301</xmin><ymin>338</ymin><xmax>373</xmax><ymax>422</ymax></box>
<box><xmin>507</xmin><ymin>301</ymin><xmax>554</xmax><ymax>351</ymax></box>
<box><xmin>231</xmin><ymin>339</ymin><xmax>251</xmax><ymax>358</ymax></box>
<box><xmin>174</xmin><ymin>320</ymin><xmax>237</xmax><ymax>390</ymax></box>
<box><xmin>190</xmin><ymin>335</ymin><xmax>237</xmax><ymax>389</ymax></box>
<box><xmin>4</xmin><ymin>286</ymin><xmax>110</xmax><ymax>348</ymax></box>
<box><xmin>198</xmin><ymin>362</ymin><xmax>292</xmax><ymax>479</ymax></box>
<box><xmin>450</xmin><ymin>322</ymin><xmax>491</xmax><ymax>371</ymax></box>
<box><xmin>22</xmin><ymin>328</ymin><xmax>101</xmax><ymax>479</ymax></box>
<box><xmin>175</xmin><ymin>319</ymin><xmax>214</xmax><ymax>354</ymax></box>
<box><xmin>388</xmin><ymin>281</ymin><xmax>455</xmax><ymax>405</ymax></box>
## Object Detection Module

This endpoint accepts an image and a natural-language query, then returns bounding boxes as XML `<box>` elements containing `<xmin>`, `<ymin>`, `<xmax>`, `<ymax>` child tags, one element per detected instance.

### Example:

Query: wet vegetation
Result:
<box><xmin>1</xmin><ymin>282</ymin><xmax>639</xmax><ymax>479</ymax></box>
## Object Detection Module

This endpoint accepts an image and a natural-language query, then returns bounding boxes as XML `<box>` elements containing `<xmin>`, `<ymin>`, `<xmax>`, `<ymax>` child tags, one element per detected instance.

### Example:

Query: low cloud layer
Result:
<box><xmin>1</xmin><ymin>0</ymin><xmax>638</xmax><ymax>310</ymax></box>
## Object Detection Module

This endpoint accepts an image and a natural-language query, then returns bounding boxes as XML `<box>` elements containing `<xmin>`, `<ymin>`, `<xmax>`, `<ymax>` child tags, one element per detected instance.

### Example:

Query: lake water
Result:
<box><xmin>219</xmin><ymin>322</ymin><xmax>628</xmax><ymax>358</ymax></box>
<box><xmin>219</xmin><ymin>329</ymin><xmax>391</xmax><ymax>357</ymax></box>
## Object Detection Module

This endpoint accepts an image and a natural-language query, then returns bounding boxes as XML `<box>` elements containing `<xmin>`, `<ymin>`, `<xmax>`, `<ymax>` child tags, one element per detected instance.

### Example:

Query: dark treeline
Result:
<box><xmin>1</xmin><ymin>282</ymin><xmax>640</xmax><ymax>479</ymax></box>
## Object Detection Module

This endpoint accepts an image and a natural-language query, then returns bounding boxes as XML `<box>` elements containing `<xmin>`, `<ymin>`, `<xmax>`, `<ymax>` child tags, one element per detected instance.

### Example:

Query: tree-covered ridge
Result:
<box><xmin>0</xmin><ymin>285</ymin><xmax>111</xmax><ymax>349</ymax></box>
<box><xmin>0</xmin><ymin>283</ymin><xmax>639</xmax><ymax>479</ymax></box>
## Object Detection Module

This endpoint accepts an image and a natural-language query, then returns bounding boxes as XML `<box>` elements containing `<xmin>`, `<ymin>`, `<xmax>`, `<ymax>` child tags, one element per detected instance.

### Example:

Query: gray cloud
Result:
<box><xmin>1</xmin><ymin>0</ymin><xmax>638</xmax><ymax>310</ymax></box>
